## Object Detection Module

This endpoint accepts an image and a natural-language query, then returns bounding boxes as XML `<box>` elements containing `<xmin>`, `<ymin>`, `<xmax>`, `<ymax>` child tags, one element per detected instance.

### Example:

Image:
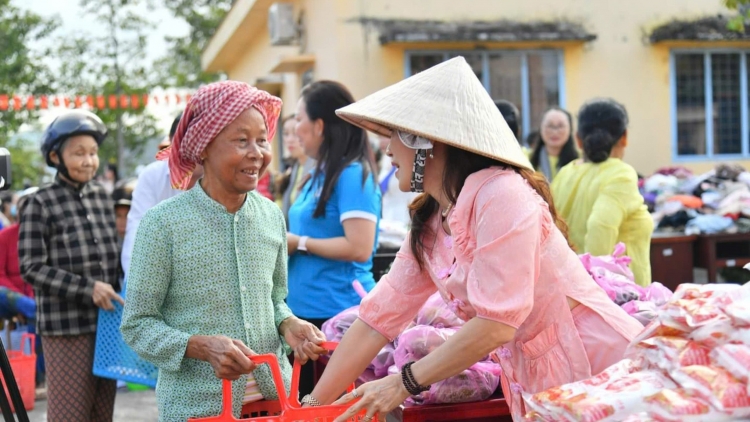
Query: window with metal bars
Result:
<box><xmin>405</xmin><ymin>50</ymin><xmax>565</xmax><ymax>143</ymax></box>
<box><xmin>672</xmin><ymin>51</ymin><xmax>748</xmax><ymax>159</ymax></box>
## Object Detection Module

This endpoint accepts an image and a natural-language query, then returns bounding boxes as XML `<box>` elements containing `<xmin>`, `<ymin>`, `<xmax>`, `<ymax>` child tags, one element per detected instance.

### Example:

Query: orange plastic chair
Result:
<box><xmin>189</xmin><ymin>342</ymin><xmax>367</xmax><ymax>422</ymax></box>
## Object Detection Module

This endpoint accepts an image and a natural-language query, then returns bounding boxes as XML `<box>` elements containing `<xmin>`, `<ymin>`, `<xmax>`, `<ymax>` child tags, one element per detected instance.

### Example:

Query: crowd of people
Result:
<box><xmin>0</xmin><ymin>56</ymin><xmax>656</xmax><ymax>422</ymax></box>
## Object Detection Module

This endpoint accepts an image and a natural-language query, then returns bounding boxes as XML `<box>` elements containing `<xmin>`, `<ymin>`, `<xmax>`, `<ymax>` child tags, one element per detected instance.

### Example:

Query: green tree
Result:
<box><xmin>0</xmin><ymin>0</ymin><xmax>58</xmax><ymax>189</ymax></box>
<box><xmin>725</xmin><ymin>0</ymin><xmax>750</xmax><ymax>31</ymax></box>
<box><xmin>153</xmin><ymin>0</ymin><xmax>232</xmax><ymax>88</ymax></box>
<box><xmin>52</xmin><ymin>0</ymin><xmax>163</xmax><ymax>177</ymax></box>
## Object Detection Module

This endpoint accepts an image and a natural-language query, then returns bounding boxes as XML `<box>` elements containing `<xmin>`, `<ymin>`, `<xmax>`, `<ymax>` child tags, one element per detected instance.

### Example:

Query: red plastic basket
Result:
<box><xmin>190</xmin><ymin>342</ymin><xmax>367</xmax><ymax>422</ymax></box>
<box><xmin>0</xmin><ymin>333</ymin><xmax>36</xmax><ymax>412</ymax></box>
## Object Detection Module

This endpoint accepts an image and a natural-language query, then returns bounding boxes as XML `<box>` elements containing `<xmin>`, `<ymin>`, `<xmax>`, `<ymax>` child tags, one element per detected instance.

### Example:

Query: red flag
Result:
<box><xmin>12</xmin><ymin>96</ymin><xmax>21</xmax><ymax>110</ymax></box>
<box><xmin>108</xmin><ymin>95</ymin><xmax>117</xmax><ymax>109</ymax></box>
<box><xmin>175</xmin><ymin>94</ymin><xmax>182</xmax><ymax>104</ymax></box>
<box><xmin>74</xmin><ymin>96</ymin><xmax>83</xmax><ymax>108</ymax></box>
<box><xmin>130</xmin><ymin>94</ymin><xmax>140</xmax><ymax>109</ymax></box>
<box><xmin>63</xmin><ymin>97</ymin><xmax>71</xmax><ymax>108</ymax></box>
<box><xmin>97</xmin><ymin>96</ymin><xmax>105</xmax><ymax>109</ymax></box>
<box><xmin>26</xmin><ymin>96</ymin><xmax>35</xmax><ymax>110</ymax></box>
<box><xmin>142</xmin><ymin>94</ymin><xmax>149</xmax><ymax>106</ymax></box>
<box><xmin>40</xmin><ymin>96</ymin><xmax>49</xmax><ymax>109</ymax></box>
<box><xmin>119</xmin><ymin>95</ymin><xmax>128</xmax><ymax>109</ymax></box>
<box><xmin>0</xmin><ymin>95</ymin><xmax>8</xmax><ymax>111</ymax></box>
<box><xmin>186</xmin><ymin>94</ymin><xmax>192</xmax><ymax>103</ymax></box>
<box><xmin>52</xmin><ymin>96</ymin><xmax>60</xmax><ymax>107</ymax></box>
<box><xmin>86</xmin><ymin>96</ymin><xmax>94</xmax><ymax>108</ymax></box>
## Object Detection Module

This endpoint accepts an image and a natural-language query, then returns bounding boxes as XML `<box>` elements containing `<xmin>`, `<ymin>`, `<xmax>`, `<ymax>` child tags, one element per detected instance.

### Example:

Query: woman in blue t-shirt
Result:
<box><xmin>287</xmin><ymin>80</ymin><xmax>381</xmax><ymax>395</ymax></box>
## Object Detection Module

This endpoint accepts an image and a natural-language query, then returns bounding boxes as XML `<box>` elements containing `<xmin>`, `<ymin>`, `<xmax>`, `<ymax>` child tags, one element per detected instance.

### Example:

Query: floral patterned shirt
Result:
<box><xmin>121</xmin><ymin>183</ymin><xmax>294</xmax><ymax>422</ymax></box>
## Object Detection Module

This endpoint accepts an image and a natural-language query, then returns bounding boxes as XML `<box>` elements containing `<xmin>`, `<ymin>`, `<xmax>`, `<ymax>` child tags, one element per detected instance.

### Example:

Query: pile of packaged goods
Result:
<box><xmin>322</xmin><ymin>291</ymin><xmax>502</xmax><ymax>405</ymax></box>
<box><xmin>524</xmin><ymin>282</ymin><xmax>750</xmax><ymax>421</ymax></box>
<box><xmin>580</xmin><ymin>243</ymin><xmax>672</xmax><ymax>326</ymax></box>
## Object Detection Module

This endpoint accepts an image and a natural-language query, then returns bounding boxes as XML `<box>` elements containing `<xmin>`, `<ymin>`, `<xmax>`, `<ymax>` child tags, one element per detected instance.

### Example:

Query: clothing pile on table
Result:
<box><xmin>322</xmin><ymin>290</ymin><xmax>503</xmax><ymax>405</ymax></box>
<box><xmin>643</xmin><ymin>164</ymin><xmax>750</xmax><ymax>235</ymax></box>
<box><xmin>580</xmin><ymin>243</ymin><xmax>673</xmax><ymax>326</ymax></box>
<box><xmin>524</xmin><ymin>282</ymin><xmax>750</xmax><ymax>422</ymax></box>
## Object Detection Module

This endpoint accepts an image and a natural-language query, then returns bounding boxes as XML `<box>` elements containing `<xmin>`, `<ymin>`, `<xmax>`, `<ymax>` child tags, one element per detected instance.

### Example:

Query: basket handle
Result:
<box><xmin>20</xmin><ymin>333</ymin><xmax>35</xmax><ymax>356</ymax></box>
<box><xmin>289</xmin><ymin>341</ymin><xmax>353</xmax><ymax>407</ymax></box>
<box><xmin>216</xmin><ymin>341</ymin><xmax>352</xmax><ymax>416</ymax></box>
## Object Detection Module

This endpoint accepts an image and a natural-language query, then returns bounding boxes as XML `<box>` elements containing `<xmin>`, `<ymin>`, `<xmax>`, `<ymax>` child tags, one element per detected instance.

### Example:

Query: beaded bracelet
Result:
<box><xmin>401</xmin><ymin>362</ymin><xmax>430</xmax><ymax>395</ymax></box>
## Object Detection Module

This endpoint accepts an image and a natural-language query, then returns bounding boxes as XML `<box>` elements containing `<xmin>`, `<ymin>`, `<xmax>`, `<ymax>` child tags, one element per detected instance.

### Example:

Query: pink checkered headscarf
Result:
<box><xmin>157</xmin><ymin>81</ymin><xmax>283</xmax><ymax>190</ymax></box>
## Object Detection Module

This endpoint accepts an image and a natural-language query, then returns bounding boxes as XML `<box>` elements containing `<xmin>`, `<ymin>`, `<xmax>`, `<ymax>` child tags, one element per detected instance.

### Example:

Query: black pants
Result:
<box><xmin>294</xmin><ymin>317</ymin><xmax>328</xmax><ymax>399</ymax></box>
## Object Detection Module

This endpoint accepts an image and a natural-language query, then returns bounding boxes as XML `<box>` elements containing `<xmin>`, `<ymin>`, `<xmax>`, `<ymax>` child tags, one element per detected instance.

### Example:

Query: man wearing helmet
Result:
<box><xmin>18</xmin><ymin>110</ymin><xmax>122</xmax><ymax>422</ymax></box>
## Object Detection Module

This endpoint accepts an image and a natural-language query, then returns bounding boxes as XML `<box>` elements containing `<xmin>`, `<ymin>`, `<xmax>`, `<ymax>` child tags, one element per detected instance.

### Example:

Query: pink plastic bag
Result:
<box><xmin>369</xmin><ymin>342</ymin><xmax>395</xmax><ymax>378</ymax></box>
<box><xmin>621</xmin><ymin>301</ymin><xmax>659</xmax><ymax>326</ymax></box>
<box><xmin>393</xmin><ymin>325</ymin><xmax>457</xmax><ymax>368</ymax></box>
<box><xmin>416</xmin><ymin>361</ymin><xmax>501</xmax><ymax>405</ymax></box>
<box><xmin>321</xmin><ymin>305</ymin><xmax>359</xmax><ymax>343</ymax></box>
<box><xmin>579</xmin><ymin>242</ymin><xmax>635</xmax><ymax>281</ymax></box>
<box><xmin>415</xmin><ymin>292</ymin><xmax>465</xmax><ymax>328</ymax></box>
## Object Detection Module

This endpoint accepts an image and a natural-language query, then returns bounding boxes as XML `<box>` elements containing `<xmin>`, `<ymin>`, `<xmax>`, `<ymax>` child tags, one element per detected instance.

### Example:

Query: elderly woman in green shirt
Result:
<box><xmin>121</xmin><ymin>81</ymin><xmax>326</xmax><ymax>422</ymax></box>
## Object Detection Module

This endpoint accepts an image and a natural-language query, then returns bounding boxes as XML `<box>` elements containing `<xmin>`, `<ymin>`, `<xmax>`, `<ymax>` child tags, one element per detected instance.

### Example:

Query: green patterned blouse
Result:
<box><xmin>121</xmin><ymin>183</ymin><xmax>294</xmax><ymax>422</ymax></box>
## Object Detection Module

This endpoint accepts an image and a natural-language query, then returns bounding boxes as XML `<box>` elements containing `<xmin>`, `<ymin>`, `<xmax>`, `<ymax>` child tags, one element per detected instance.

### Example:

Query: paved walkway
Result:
<box><xmin>27</xmin><ymin>389</ymin><xmax>158</xmax><ymax>422</ymax></box>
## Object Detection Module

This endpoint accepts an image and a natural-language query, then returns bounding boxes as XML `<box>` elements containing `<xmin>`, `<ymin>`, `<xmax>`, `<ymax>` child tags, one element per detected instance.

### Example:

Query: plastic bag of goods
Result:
<box><xmin>393</xmin><ymin>325</ymin><xmax>457</xmax><ymax>368</ymax></box>
<box><xmin>321</xmin><ymin>305</ymin><xmax>359</xmax><ymax>343</ymax></box>
<box><xmin>415</xmin><ymin>292</ymin><xmax>464</xmax><ymax>328</ymax></box>
<box><xmin>668</xmin><ymin>365</ymin><xmax>750</xmax><ymax>418</ymax></box>
<box><xmin>621</xmin><ymin>300</ymin><xmax>658</xmax><ymax>326</ymax></box>
<box><xmin>369</xmin><ymin>342</ymin><xmax>395</xmax><ymax>378</ymax></box>
<box><xmin>524</xmin><ymin>359</ymin><xmax>674</xmax><ymax>422</ymax></box>
<box><xmin>643</xmin><ymin>388</ymin><xmax>734</xmax><ymax>422</ymax></box>
<box><xmin>416</xmin><ymin>361</ymin><xmax>501</xmax><ymax>405</ymax></box>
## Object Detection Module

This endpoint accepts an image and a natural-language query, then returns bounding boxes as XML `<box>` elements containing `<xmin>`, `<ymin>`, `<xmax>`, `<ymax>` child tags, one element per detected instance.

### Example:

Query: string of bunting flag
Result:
<box><xmin>0</xmin><ymin>93</ymin><xmax>193</xmax><ymax>111</ymax></box>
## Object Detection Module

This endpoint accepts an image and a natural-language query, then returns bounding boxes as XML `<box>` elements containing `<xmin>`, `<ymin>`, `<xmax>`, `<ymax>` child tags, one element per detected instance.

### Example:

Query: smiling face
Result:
<box><xmin>386</xmin><ymin>131</ymin><xmax>417</xmax><ymax>192</ymax></box>
<box><xmin>200</xmin><ymin>107</ymin><xmax>272</xmax><ymax>195</ymax></box>
<box><xmin>50</xmin><ymin>134</ymin><xmax>100</xmax><ymax>183</ymax></box>
<box><xmin>540</xmin><ymin>109</ymin><xmax>572</xmax><ymax>151</ymax></box>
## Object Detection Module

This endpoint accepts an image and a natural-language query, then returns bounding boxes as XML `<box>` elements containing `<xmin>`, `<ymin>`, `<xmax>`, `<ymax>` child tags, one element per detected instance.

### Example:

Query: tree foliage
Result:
<box><xmin>152</xmin><ymin>0</ymin><xmax>232</xmax><ymax>88</ymax></box>
<box><xmin>725</xmin><ymin>0</ymin><xmax>750</xmax><ymax>32</ymax></box>
<box><xmin>0</xmin><ymin>0</ymin><xmax>58</xmax><ymax>189</ymax></box>
<box><xmin>52</xmin><ymin>0</ymin><xmax>163</xmax><ymax>177</ymax></box>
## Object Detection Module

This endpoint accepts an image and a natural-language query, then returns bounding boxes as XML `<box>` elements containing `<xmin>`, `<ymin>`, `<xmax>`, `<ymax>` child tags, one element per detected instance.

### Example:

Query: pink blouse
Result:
<box><xmin>359</xmin><ymin>168</ymin><xmax>643</xmax><ymax>420</ymax></box>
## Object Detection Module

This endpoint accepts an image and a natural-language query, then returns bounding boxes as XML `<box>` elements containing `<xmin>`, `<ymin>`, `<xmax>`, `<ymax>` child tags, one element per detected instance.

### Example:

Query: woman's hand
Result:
<box><xmin>187</xmin><ymin>335</ymin><xmax>257</xmax><ymax>380</ymax></box>
<box><xmin>332</xmin><ymin>374</ymin><xmax>409</xmax><ymax>422</ymax></box>
<box><xmin>92</xmin><ymin>281</ymin><xmax>124</xmax><ymax>311</ymax></box>
<box><xmin>279</xmin><ymin>317</ymin><xmax>327</xmax><ymax>364</ymax></box>
<box><xmin>287</xmin><ymin>233</ymin><xmax>300</xmax><ymax>255</ymax></box>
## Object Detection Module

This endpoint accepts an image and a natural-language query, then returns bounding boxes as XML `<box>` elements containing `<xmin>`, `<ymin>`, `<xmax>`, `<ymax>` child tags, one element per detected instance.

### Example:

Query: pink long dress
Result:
<box><xmin>358</xmin><ymin>168</ymin><xmax>643</xmax><ymax>420</ymax></box>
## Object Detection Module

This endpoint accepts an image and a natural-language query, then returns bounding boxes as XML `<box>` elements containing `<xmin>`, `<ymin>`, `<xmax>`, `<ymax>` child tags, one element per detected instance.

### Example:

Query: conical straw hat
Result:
<box><xmin>336</xmin><ymin>56</ymin><xmax>533</xmax><ymax>171</ymax></box>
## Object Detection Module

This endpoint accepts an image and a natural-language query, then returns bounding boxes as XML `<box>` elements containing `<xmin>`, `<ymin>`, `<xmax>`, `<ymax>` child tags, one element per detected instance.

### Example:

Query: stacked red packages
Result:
<box><xmin>525</xmin><ymin>283</ymin><xmax>750</xmax><ymax>421</ymax></box>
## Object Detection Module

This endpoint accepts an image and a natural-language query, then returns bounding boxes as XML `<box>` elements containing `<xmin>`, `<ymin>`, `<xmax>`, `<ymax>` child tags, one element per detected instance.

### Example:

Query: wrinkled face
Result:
<box><xmin>51</xmin><ymin>135</ymin><xmax>100</xmax><ymax>183</ymax></box>
<box><xmin>115</xmin><ymin>206</ymin><xmax>129</xmax><ymax>239</ymax></box>
<box><xmin>201</xmin><ymin>107</ymin><xmax>272</xmax><ymax>195</ymax></box>
<box><xmin>540</xmin><ymin>110</ymin><xmax>571</xmax><ymax>150</ymax></box>
<box><xmin>282</xmin><ymin>118</ymin><xmax>303</xmax><ymax>159</ymax></box>
<box><xmin>386</xmin><ymin>131</ymin><xmax>417</xmax><ymax>193</ymax></box>
<box><xmin>295</xmin><ymin>98</ymin><xmax>324</xmax><ymax>160</ymax></box>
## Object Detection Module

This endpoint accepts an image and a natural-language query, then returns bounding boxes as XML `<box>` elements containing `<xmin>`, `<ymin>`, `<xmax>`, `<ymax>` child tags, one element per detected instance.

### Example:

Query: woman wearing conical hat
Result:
<box><xmin>301</xmin><ymin>58</ymin><xmax>643</xmax><ymax>421</ymax></box>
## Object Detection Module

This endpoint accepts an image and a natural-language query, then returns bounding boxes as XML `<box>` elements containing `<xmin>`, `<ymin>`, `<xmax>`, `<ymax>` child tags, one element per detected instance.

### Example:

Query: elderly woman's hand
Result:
<box><xmin>186</xmin><ymin>335</ymin><xmax>257</xmax><ymax>380</ymax></box>
<box><xmin>93</xmin><ymin>281</ymin><xmax>124</xmax><ymax>311</ymax></box>
<box><xmin>332</xmin><ymin>374</ymin><xmax>409</xmax><ymax>422</ymax></box>
<box><xmin>279</xmin><ymin>317</ymin><xmax>327</xmax><ymax>364</ymax></box>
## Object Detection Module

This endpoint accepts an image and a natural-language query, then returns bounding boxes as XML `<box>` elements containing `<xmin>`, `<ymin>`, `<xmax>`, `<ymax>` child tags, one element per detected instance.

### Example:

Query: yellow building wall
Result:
<box><xmin>215</xmin><ymin>0</ymin><xmax>750</xmax><ymax>175</ymax></box>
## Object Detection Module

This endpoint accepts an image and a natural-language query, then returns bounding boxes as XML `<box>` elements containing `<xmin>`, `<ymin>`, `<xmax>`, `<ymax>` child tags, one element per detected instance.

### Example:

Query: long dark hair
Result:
<box><xmin>301</xmin><ymin>81</ymin><xmax>377</xmax><ymax>218</ymax></box>
<box><xmin>577</xmin><ymin>98</ymin><xmax>629</xmax><ymax>163</ymax></box>
<box><xmin>530</xmin><ymin>107</ymin><xmax>579</xmax><ymax>170</ymax></box>
<box><xmin>409</xmin><ymin>145</ymin><xmax>571</xmax><ymax>270</ymax></box>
